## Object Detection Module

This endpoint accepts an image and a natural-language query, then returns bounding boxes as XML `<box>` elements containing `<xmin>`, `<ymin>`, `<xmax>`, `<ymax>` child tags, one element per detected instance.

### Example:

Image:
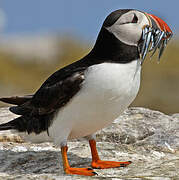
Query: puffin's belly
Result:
<box><xmin>49</xmin><ymin>61</ymin><xmax>141</xmax><ymax>142</ymax></box>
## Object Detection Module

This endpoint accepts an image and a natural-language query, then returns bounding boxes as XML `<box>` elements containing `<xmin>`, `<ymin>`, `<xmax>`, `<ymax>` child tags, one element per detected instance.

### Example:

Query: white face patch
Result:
<box><xmin>106</xmin><ymin>11</ymin><xmax>150</xmax><ymax>46</ymax></box>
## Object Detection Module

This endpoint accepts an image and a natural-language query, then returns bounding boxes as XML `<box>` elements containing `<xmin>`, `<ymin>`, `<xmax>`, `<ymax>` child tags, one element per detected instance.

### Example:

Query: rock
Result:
<box><xmin>0</xmin><ymin>107</ymin><xmax>179</xmax><ymax>179</ymax></box>
<box><xmin>98</xmin><ymin>107</ymin><xmax>179</xmax><ymax>152</ymax></box>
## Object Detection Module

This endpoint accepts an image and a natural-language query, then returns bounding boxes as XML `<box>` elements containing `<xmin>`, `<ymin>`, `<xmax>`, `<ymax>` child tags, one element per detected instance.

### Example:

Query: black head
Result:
<box><xmin>89</xmin><ymin>9</ymin><xmax>173</xmax><ymax>64</ymax></box>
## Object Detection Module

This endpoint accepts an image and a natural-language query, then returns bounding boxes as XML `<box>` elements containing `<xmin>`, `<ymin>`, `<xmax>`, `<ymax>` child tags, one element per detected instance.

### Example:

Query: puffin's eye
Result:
<box><xmin>131</xmin><ymin>14</ymin><xmax>138</xmax><ymax>23</ymax></box>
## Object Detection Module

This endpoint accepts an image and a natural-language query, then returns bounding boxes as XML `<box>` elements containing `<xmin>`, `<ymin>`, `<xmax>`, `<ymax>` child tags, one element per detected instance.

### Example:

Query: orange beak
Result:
<box><xmin>140</xmin><ymin>12</ymin><xmax>173</xmax><ymax>62</ymax></box>
<box><xmin>147</xmin><ymin>13</ymin><xmax>173</xmax><ymax>38</ymax></box>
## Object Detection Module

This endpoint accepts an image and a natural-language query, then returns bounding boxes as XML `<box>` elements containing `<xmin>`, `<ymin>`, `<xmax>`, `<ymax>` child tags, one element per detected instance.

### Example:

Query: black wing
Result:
<box><xmin>0</xmin><ymin>60</ymin><xmax>87</xmax><ymax>134</ymax></box>
<box><xmin>30</xmin><ymin>70</ymin><xmax>85</xmax><ymax>114</ymax></box>
<box><xmin>0</xmin><ymin>55</ymin><xmax>103</xmax><ymax>134</ymax></box>
<box><xmin>9</xmin><ymin>59</ymin><xmax>87</xmax><ymax>116</ymax></box>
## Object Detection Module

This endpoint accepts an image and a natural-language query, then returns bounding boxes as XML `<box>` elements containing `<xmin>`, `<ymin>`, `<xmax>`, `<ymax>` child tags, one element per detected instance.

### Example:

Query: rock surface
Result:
<box><xmin>0</xmin><ymin>107</ymin><xmax>179</xmax><ymax>180</ymax></box>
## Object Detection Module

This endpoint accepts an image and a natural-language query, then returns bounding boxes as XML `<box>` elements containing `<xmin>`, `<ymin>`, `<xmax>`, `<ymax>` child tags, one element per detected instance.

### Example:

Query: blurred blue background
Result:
<box><xmin>1</xmin><ymin>0</ymin><xmax>178</xmax><ymax>40</ymax></box>
<box><xmin>0</xmin><ymin>0</ymin><xmax>179</xmax><ymax>114</ymax></box>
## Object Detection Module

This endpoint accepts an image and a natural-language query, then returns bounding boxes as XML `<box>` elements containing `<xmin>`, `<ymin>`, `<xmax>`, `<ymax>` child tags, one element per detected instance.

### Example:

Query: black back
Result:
<box><xmin>0</xmin><ymin>9</ymin><xmax>140</xmax><ymax>134</ymax></box>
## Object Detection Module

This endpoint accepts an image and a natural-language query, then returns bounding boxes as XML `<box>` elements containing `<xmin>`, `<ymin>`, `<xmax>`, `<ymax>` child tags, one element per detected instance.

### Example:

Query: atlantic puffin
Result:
<box><xmin>0</xmin><ymin>9</ymin><xmax>173</xmax><ymax>176</ymax></box>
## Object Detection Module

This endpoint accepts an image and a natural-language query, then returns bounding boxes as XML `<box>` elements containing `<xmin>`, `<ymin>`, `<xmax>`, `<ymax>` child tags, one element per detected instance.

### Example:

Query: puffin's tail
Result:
<box><xmin>0</xmin><ymin>94</ymin><xmax>52</xmax><ymax>135</ymax></box>
<box><xmin>0</xmin><ymin>116</ymin><xmax>25</xmax><ymax>132</ymax></box>
<box><xmin>0</xmin><ymin>95</ymin><xmax>33</xmax><ymax>105</ymax></box>
<box><xmin>0</xmin><ymin>121</ymin><xmax>14</xmax><ymax>131</ymax></box>
<box><xmin>0</xmin><ymin>95</ymin><xmax>33</xmax><ymax>115</ymax></box>
<box><xmin>0</xmin><ymin>95</ymin><xmax>33</xmax><ymax>132</ymax></box>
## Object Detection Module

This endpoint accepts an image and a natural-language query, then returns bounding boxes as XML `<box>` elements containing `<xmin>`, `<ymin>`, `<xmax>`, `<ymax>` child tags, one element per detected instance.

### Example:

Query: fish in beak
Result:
<box><xmin>139</xmin><ymin>13</ymin><xmax>173</xmax><ymax>64</ymax></box>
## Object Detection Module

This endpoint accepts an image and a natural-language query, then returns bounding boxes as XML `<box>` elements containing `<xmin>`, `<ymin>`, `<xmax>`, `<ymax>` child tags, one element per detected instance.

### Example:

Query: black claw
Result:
<box><xmin>120</xmin><ymin>161</ymin><xmax>132</xmax><ymax>167</ymax></box>
<box><xmin>92</xmin><ymin>171</ymin><xmax>98</xmax><ymax>176</ymax></box>
<box><xmin>120</xmin><ymin>163</ymin><xmax>127</xmax><ymax>167</ymax></box>
<box><xmin>87</xmin><ymin>167</ymin><xmax>93</xmax><ymax>170</ymax></box>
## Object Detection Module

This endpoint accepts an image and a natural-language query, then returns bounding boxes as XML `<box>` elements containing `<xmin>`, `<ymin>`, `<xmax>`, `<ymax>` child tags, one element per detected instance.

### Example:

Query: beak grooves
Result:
<box><xmin>139</xmin><ymin>13</ymin><xmax>173</xmax><ymax>64</ymax></box>
<box><xmin>148</xmin><ymin>14</ymin><xmax>172</xmax><ymax>36</ymax></box>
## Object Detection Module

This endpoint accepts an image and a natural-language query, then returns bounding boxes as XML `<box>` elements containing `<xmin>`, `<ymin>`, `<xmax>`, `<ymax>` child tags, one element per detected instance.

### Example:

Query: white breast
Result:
<box><xmin>49</xmin><ymin>60</ymin><xmax>141</xmax><ymax>145</ymax></box>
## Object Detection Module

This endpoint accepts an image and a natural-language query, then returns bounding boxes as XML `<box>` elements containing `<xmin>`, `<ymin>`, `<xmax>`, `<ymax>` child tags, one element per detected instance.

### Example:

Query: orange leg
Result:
<box><xmin>61</xmin><ymin>146</ymin><xmax>97</xmax><ymax>176</ymax></box>
<box><xmin>89</xmin><ymin>139</ymin><xmax>132</xmax><ymax>169</ymax></box>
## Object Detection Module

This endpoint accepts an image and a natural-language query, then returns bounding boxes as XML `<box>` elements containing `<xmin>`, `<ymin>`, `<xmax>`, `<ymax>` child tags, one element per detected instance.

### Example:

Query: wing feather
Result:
<box><xmin>8</xmin><ymin>60</ymin><xmax>87</xmax><ymax>116</ymax></box>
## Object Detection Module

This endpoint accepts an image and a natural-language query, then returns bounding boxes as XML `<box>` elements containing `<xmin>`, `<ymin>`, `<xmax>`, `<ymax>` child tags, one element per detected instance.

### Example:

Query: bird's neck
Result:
<box><xmin>89</xmin><ymin>27</ymin><xmax>140</xmax><ymax>64</ymax></box>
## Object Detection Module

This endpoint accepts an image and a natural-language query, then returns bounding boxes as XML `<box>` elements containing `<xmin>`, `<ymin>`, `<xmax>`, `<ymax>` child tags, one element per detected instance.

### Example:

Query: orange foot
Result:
<box><xmin>91</xmin><ymin>160</ymin><xmax>132</xmax><ymax>169</ymax></box>
<box><xmin>65</xmin><ymin>167</ymin><xmax>97</xmax><ymax>176</ymax></box>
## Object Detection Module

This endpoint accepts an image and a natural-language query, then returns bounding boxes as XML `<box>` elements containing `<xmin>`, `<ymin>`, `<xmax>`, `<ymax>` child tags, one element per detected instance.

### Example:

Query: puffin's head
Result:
<box><xmin>93</xmin><ymin>9</ymin><xmax>173</xmax><ymax>64</ymax></box>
